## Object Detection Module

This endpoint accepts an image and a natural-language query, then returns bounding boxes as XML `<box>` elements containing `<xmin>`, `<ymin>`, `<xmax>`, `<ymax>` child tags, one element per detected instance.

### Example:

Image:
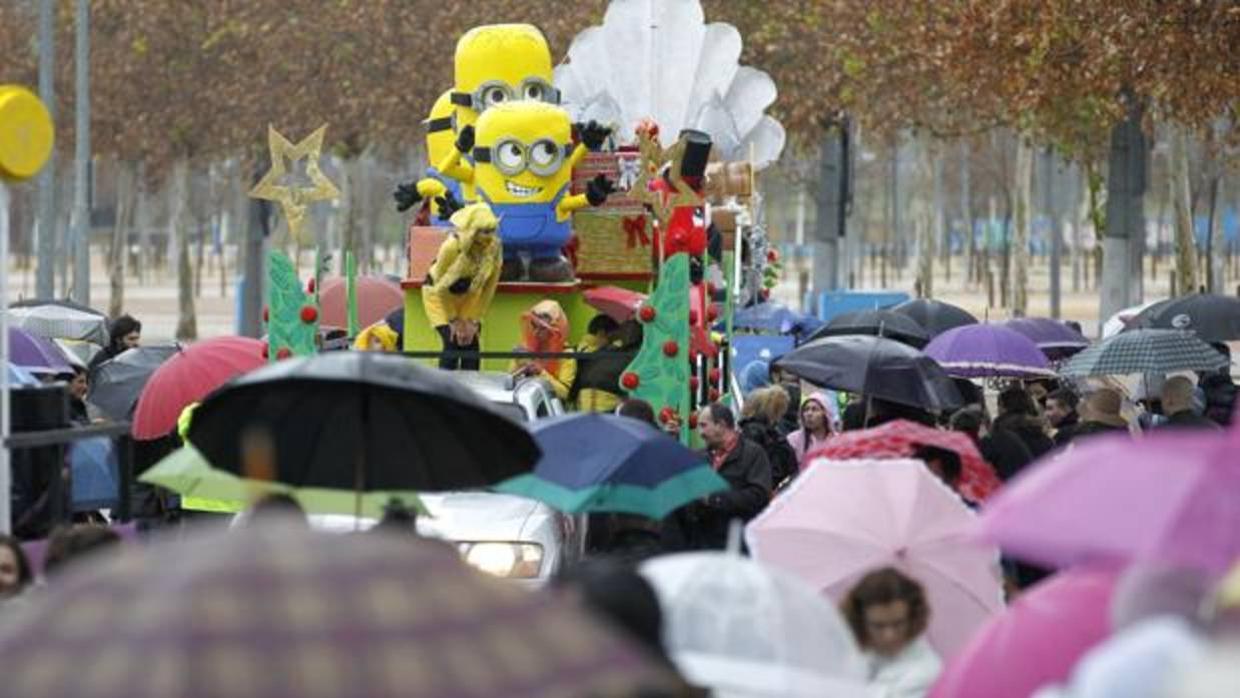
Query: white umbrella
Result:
<box><xmin>640</xmin><ymin>552</ymin><xmax>869</xmax><ymax>697</ymax></box>
<box><xmin>5</xmin><ymin>303</ymin><xmax>108</xmax><ymax>345</ymax></box>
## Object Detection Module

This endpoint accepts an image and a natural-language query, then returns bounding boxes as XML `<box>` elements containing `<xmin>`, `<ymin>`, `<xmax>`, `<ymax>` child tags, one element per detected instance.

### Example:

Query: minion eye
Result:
<box><xmin>524</xmin><ymin>83</ymin><xmax>544</xmax><ymax>100</ymax></box>
<box><xmin>530</xmin><ymin>141</ymin><xmax>557</xmax><ymax>167</ymax></box>
<box><xmin>498</xmin><ymin>142</ymin><xmax>524</xmax><ymax>169</ymax></box>
<box><xmin>482</xmin><ymin>86</ymin><xmax>508</xmax><ymax>107</ymax></box>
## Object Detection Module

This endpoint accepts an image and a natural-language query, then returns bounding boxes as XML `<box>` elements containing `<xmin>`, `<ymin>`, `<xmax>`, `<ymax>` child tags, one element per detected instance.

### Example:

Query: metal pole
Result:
<box><xmin>35</xmin><ymin>0</ymin><xmax>56</xmax><ymax>300</ymax></box>
<box><xmin>71</xmin><ymin>0</ymin><xmax>91</xmax><ymax>306</ymax></box>
<box><xmin>1</xmin><ymin>181</ymin><xmax>12</xmax><ymax>533</ymax></box>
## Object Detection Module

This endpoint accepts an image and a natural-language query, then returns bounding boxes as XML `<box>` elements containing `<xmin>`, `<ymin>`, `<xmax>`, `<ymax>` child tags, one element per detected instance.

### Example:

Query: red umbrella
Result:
<box><xmin>805</xmin><ymin>419</ymin><xmax>1001</xmax><ymax>503</ymax></box>
<box><xmin>131</xmin><ymin>336</ymin><xmax>266</xmax><ymax>440</ymax></box>
<box><xmin>583</xmin><ymin>286</ymin><xmax>647</xmax><ymax>323</ymax></box>
<box><xmin>318</xmin><ymin>276</ymin><xmax>403</xmax><ymax>330</ymax></box>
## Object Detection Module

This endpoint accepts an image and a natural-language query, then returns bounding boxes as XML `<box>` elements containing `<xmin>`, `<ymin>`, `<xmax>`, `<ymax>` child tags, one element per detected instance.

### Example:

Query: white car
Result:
<box><xmin>300</xmin><ymin>371</ymin><xmax>584</xmax><ymax>586</ymax></box>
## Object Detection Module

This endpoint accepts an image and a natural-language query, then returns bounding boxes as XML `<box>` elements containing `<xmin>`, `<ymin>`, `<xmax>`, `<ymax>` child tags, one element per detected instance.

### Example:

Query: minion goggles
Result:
<box><xmin>450</xmin><ymin>78</ymin><xmax>561</xmax><ymax>112</ymax></box>
<box><xmin>473</xmin><ymin>139</ymin><xmax>574</xmax><ymax>177</ymax></box>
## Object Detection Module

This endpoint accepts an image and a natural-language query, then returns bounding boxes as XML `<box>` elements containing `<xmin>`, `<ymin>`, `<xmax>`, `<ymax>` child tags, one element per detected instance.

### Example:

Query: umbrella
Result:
<box><xmin>890</xmin><ymin>298</ymin><xmax>979</xmax><ymax>337</ymax></box>
<box><xmin>924</xmin><ymin>324</ymin><xmax>1056</xmax><ymax>378</ymax></box>
<box><xmin>928</xmin><ymin>567</ymin><xmax>1119</xmax><ymax>698</ymax></box>
<box><xmin>6</xmin><ymin>361</ymin><xmax>38</xmax><ymax>386</ymax></box>
<box><xmin>131</xmin><ymin>336</ymin><xmax>266</xmax><ymax>440</ymax></box>
<box><xmin>318</xmin><ymin>275</ymin><xmax>403</xmax><ymax>331</ymax></box>
<box><xmin>1132</xmin><ymin>292</ymin><xmax>1240</xmax><ymax>343</ymax></box>
<box><xmin>978</xmin><ymin>427</ymin><xmax>1240</xmax><ymax>573</ymax></box>
<box><xmin>140</xmin><ymin>445</ymin><xmax>427</xmax><ymax>518</ymax></box>
<box><xmin>5</xmin><ymin>303</ymin><xmax>108</xmax><ymax>345</ymax></box>
<box><xmin>1101</xmin><ymin>299</ymin><xmax>1163</xmax><ymax>339</ymax></box>
<box><xmin>9</xmin><ymin>296</ymin><xmax>104</xmax><ymax>315</ymax></box>
<box><xmin>52</xmin><ymin>338</ymin><xmax>96</xmax><ymax>367</ymax></box>
<box><xmin>747</xmin><ymin>458</ymin><xmax>1005</xmax><ymax>660</ymax></box>
<box><xmin>805</xmin><ymin>308</ymin><xmax>930</xmax><ymax>348</ymax></box>
<box><xmin>495</xmin><ymin>413</ymin><xmax>727</xmax><ymax>518</ymax></box>
<box><xmin>1003</xmin><ymin>317</ymin><xmax>1090</xmax><ymax>359</ymax></box>
<box><xmin>733</xmin><ymin>301</ymin><xmax>800</xmax><ymax>334</ymax></box>
<box><xmin>583</xmin><ymin>286</ymin><xmax>648</xmax><ymax>323</ymax></box>
<box><xmin>86</xmin><ymin>344</ymin><xmax>180</xmax><ymax>420</ymax></box>
<box><xmin>773</xmin><ymin>335</ymin><xmax>963</xmax><ymax>412</ymax></box>
<box><xmin>805</xmin><ymin>420</ymin><xmax>1002</xmax><ymax>503</ymax></box>
<box><xmin>69</xmin><ymin>437</ymin><xmax>119</xmax><ymax>511</ymax></box>
<box><xmin>7</xmin><ymin>326</ymin><xmax>73</xmax><ymax>375</ymax></box>
<box><xmin>187</xmin><ymin>351</ymin><xmax>540</xmax><ymax>492</ymax></box>
<box><xmin>1061</xmin><ymin>329</ymin><xmax>1228</xmax><ymax>377</ymax></box>
<box><xmin>0</xmin><ymin>525</ymin><xmax>679</xmax><ymax>698</ymax></box>
<box><xmin>641</xmin><ymin>552</ymin><xmax>869</xmax><ymax>697</ymax></box>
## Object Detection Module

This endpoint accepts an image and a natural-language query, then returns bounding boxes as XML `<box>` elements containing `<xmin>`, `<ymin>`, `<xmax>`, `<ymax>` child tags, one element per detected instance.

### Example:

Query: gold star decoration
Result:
<box><xmin>249</xmin><ymin>125</ymin><xmax>340</xmax><ymax>243</ymax></box>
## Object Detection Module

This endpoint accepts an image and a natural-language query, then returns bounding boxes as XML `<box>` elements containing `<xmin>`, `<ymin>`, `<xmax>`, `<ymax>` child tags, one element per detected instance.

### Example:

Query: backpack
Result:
<box><xmin>741</xmin><ymin>418</ymin><xmax>799</xmax><ymax>490</ymax></box>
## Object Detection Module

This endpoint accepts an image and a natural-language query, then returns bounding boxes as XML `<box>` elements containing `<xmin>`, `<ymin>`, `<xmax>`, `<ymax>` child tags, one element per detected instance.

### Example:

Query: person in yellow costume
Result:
<box><xmin>511</xmin><ymin>299</ymin><xmax>576</xmax><ymax>401</ymax></box>
<box><xmin>423</xmin><ymin>203</ymin><xmax>503</xmax><ymax>371</ymax></box>
<box><xmin>352</xmin><ymin>322</ymin><xmax>400</xmax><ymax>352</ymax></box>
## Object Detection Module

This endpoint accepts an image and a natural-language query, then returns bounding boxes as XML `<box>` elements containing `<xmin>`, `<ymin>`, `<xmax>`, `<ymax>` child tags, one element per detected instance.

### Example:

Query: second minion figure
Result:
<box><xmin>448</xmin><ymin>101</ymin><xmax>615</xmax><ymax>282</ymax></box>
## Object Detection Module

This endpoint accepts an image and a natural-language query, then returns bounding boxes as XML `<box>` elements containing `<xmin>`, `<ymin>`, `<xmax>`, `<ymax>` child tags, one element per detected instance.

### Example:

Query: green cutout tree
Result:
<box><xmin>266</xmin><ymin>250</ymin><xmax>318</xmax><ymax>362</ymax></box>
<box><xmin>620</xmin><ymin>253</ymin><xmax>692</xmax><ymax>442</ymax></box>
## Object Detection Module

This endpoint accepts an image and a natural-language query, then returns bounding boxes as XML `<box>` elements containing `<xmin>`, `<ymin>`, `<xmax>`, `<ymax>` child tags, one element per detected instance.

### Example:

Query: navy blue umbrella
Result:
<box><xmin>496</xmin><ymin>413</ymin><xmax>727</xmax><ymax>518</ymax></box>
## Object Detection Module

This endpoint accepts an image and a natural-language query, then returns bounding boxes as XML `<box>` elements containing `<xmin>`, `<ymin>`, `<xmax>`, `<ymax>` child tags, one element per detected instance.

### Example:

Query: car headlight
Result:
<box><xmin>458</xmin><ymin>542</ymin><xmax>544</xmax><ymax>579</ymax></box>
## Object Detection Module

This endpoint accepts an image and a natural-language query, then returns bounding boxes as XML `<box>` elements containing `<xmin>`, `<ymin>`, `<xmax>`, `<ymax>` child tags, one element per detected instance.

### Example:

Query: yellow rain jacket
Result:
<box><xmin>176</xmin><ymin>402</ymin><xmax>244</xmax><ymax>514</ymax></box>
<box><xmin>422</xmin><ymin>204</ymin><xmax>503</xmax><ymax>328</ymax></box>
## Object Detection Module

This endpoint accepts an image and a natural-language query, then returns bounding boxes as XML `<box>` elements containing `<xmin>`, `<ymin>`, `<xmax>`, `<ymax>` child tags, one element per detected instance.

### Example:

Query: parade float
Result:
<box><xmin>393</xmin><ymin>0</ymin><xmax>786</xmax><ymax>435</ymax></box>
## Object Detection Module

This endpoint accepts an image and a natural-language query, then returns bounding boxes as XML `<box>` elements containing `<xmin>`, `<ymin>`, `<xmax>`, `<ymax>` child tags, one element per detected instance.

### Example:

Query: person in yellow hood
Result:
<box><xmin>422</xmin><ymin>202</ymin><xmax>503</xmax><ymax>370</ymax></box>
<box><xmin>353</xmin><ymin>322</ymin><xmax>400</xmax><ymax>352</ymax></box>
<box><xmin>511</xmin><ymin>299</ymin><xmax>575</xmax><ymax>401</ymax></box>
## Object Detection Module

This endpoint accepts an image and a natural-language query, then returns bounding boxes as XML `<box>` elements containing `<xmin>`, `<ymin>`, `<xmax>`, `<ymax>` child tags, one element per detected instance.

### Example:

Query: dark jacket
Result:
<box><xmin>662</xmin><ymin>436</ymin><xmax>772</xmax><ymax>551</ymax></box>
<box><xmin>1052</xmin><ymin>412</ymin><xmax>1080</xmax><ymax>446</ymax></box>
<box><xmin>1158</xmin><ymin>410</ymin><xmax>1221</xmax><ymax>431</ymax></box>
<box><xmin>1200</xmin><ymin>374</ymin><xmax>1237</xmax><ymax>426</ymax></box>
<box><xmin>993</xmin><ymin>413</ymin><xmax>1055</xmax><ymax>461</ymax></box>
<box><xmin>1070</xmin><ymin>420</ymin><xmax>1128</xmax><ymax>441</ymax></box>
<box><xmin>739</xmin><ymin>416</ymin><xmax>798</xmax><ymax>490</ymax></box>
<box><xmin>980</xmin><ymin>428</ymin><xmax>1035</xmax><ymax>481</ymax></box>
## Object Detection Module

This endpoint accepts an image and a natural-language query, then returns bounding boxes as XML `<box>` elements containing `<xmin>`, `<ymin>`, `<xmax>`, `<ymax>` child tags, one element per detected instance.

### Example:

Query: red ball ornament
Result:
<box><xmin>688</xmin><ymin>413</ymin><xmax>699</xmax><ymax>429</ymax></box>
<box><xmin>276</xmin><ymin>347</ymin><xmax>292</xmax><ymax>360</ymax></box>
<box><xmin>260</xmin><ymin>342</ymin><xmax>269</xmax><ymax>359</ymax></box>
<box><xmin>306</xmin><ymin>278</ymin><xmax>316</xmax><ymax>294</ymax></box>
<box><xmin>689</xmin><ymin>309</ymin><xmax>699</xmax><ymax>325</ymax></box>
<box><xmin>299</xmin><ymin>305</ymin><xmax>318</xmax><ymax>324</ymax></box>
<box><xmin>662</xmin><ymin>340</ymin><xmax>679</xmax><ymax>357</ymax></box>
<box><xmin>708</xmin><ymin>368</ymin><xmax>721</xmax><ymax>384</ymax></box>
<box><xmin>621</xmin><ymin>372</ymin><xmax>640</xmax><ymax>390</ymax></box>
<box><xmin>689</xmin><ymin>376</ymin><xmax>700</xmax><ymax>391</ymax></box>
<box><xmin>262</xmin><ymin>306</ymin><xmax>269</xmax><ymax>323</ymax></box>
<box><xmin>706</xmin><ymin>304</ymin><xmax>720</xmax><ymax>321</ymax></box>
<box><xmin>639</xmin><ymin>305</ymin><xmax>657</xmax><ymax>323</ymax></box>
<box><xmin>706</xmin><ymin>282</ymin><xmax>717</xmax><ymax>296</ymax></box>
<box><xmin>708</xmin><ymin>388</ymin><xmax>720</xmax><ymax>402</ymax></box>
<box><xmin>767</xmin><ymin>249</ymin><xmax>780</xmax><ymax>263</ymax></box>
<box><xmin>760</xmin><ymin>288</ymin><xmax>771</xmax><ymax>301</ymax></box>
<box><xmin>659</xmin><ymin>407</ymin><xmax>676</xmax><ymax>424</ymax></box>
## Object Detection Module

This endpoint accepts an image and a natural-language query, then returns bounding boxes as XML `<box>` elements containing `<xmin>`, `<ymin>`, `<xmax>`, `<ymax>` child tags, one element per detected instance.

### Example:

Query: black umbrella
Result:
<box><xmin>86</xmin><ymin>344</ymin><xmax>180</xmax><ymax>420</ymax></box>
<box><xmin>187</xmin><ymin>352</ymin><xmax>540</xmax><ymax>492</ymax></box>
<box><xmin>1132</xmin><ymin>293</ymin><xmax>1240</xmax><ymax>343</ymax></box>
<box><xmin>806</xmin><ymin>309</ymin><xmax>930</xmax><ymax>348</ymax></box>
<box><xmin>889</xmin><ymin>298</ymin><xmax>978</xmax><ymax>338</ymax></box>
<box><xmin>773</xmin><ymin>335</ymin><xmax>962</xmax><ymax>412</ymax></box>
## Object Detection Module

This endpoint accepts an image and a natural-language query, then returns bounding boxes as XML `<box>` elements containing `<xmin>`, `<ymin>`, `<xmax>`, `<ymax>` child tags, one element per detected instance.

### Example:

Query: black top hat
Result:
<box><xmin>677</xmin><ymin>129</ymin><xmax>713</xmax><ymax>181</ymax></box>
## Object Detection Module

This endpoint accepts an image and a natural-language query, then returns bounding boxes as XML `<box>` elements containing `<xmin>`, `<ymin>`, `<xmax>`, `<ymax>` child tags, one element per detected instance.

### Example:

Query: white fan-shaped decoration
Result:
<box><xmin>554</xmin><ymin>0</ymin><xmax>787</xmax><ymax>169</ymax></box>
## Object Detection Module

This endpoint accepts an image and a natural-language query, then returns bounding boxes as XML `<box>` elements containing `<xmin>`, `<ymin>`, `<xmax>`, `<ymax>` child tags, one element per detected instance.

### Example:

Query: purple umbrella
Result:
<box><xmin>8</xmin><ymin>326</ymin><xmax>73</xmax><ymax>375</ymax></box>
<box><xmin>924</xmin><ymin>324</ymin><xmax>1055</xmax><ymax>378</ymax></box>
<box><xmin>1004</xmin><ymin>317</ymin><xmax>1089</xmax><ymax>359</ymax></box>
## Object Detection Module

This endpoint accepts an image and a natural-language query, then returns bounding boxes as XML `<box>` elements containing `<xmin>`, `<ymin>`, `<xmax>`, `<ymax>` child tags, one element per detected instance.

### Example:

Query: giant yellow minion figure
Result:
<box><xmin>447</xmin><ymin>101</ymin><xmax>615</xmax><ymax>282</ymax></box>
<box><xmin>394</xmin><ymin>91</ymin><xmax>464</xmax><ymax>223</ymax></box>
<box><xmin>422</xmin><ymin>203</ymin><xmax>503</xmax><ymax>371</ymax></box>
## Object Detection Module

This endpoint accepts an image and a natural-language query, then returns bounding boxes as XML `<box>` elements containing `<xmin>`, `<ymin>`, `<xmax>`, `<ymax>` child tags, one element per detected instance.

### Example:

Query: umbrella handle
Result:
<box><xmin>726</xmin><ymin>519</ymin><xmax>744</xmax><ymax>555</ymax></box>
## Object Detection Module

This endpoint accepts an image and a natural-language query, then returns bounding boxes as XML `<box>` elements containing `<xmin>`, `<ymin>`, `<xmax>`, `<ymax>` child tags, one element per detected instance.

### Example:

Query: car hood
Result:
<box><xmin>306</xmin><ymin>491</ymin><xmax>546</xmax><ymax>542</ymax></box>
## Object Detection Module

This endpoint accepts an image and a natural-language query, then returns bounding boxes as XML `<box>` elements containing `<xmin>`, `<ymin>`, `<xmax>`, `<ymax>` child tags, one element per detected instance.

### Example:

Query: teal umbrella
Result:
<box><xmin>496</xmin><ymin>413</ymin><xmax>727</xmax><ymax>518</ymax></box>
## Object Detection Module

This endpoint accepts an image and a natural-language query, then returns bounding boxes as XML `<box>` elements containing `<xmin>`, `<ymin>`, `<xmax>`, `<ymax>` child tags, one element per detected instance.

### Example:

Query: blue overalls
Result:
<box><xmin>479</xmin><ymin>183</ymin><xmax>572</xmax><ymax>261</ymax></box>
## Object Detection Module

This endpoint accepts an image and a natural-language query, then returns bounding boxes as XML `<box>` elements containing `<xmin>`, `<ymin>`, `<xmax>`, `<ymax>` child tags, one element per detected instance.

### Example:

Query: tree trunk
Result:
<box><xmin>108</xmin><ymin>159</ymin><xmax>137</xmax><ymax>317</ymax></box>
<box><xmin>171</xmin><ymin>157</ymin><xmax>197</xmax><ymax>340</ymax></box>
<box><xmin>1010</xmin><ymin>138</ymin><xmax>1034</xmax><ymax>316</ymax></box>
<box><xmin>338</xmin><ymin>155</ymin><xmax>363</xmax><ymax>275</ymax></box>
<box><xmin>960</xmin><ymin>140</ymin><xmax>976</xmax><ymax>286</ymax></box>
<box><xmin>135</xmin><ymin>161</ymin><xmax>150</xmax><ymax>284</ymax></box>
<box><xmin>1072</xmin><ymin>165</ymin><xmax>1087</xmax><ymax>292</ymax></box>
<box><xmin>1170</xmin><ymin>125</ymin><xmax>1198</xmax><ymax>295</ymax></box>
<box><xmin>914</xmin><ymin>136</ymin><xmax>936</xmax><ymax>298</ymax></box>
<box><xmin>1100</xmin><ymin>93</ymin><xmax>1148</xmax><ymax>321</ymax></box>
<box><xmin>934</xmin><ymin>146</ymin><xmax>948</xmax><ymax>284</ymax></box>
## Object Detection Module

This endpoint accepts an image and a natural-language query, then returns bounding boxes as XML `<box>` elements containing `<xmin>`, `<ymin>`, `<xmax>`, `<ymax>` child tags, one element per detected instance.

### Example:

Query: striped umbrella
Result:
<box><xmin>1062</xmin><ymin>329</ymin><xmax>1229</xmax><ymax>376</ymax></box>
<box><xmin>5</xmin><ymin>302</ymin><xmax>108</xmax><ymax>345</ymax></box>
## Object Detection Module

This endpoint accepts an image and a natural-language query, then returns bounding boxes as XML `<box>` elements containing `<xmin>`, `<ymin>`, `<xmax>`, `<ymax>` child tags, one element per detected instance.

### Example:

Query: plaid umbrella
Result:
<box><xmin>5</xmin><ymin>302</ymin><xmax>108</xmax><ymax>345</ymax></box>
<box><xmin>804</xmin><ymin>419</ymin><xmax>1001</xmax><ymax>503</ymax></box>
<box><xmin>1061</xmin><ymin>329</ymin><xmax>1229</xmax><ymax>377</ymax></box>
<box><xmin>0</xmin><ymin>525</ymin><xmax>679</xmax><ymax>698</ymax></box>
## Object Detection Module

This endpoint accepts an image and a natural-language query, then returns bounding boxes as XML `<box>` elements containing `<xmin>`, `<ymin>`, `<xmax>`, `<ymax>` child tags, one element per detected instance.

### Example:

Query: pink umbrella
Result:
<box><xmin>318</xmin><ymin>276</ymin><xmax>403</xmax><ymax>330</ymax></box>
<box><xmin>746</xmin><ymin>458</ymin><xmax>1005</xmax><ymax>660</ymax></box>
<box><xmin>131</xmin><ymin>336</ymin><xmax>266</xmax><ymax>439</ymax></box>
<box><xmin>978</xmin><ymin>427</ymin><xmax>1240</xmax><ymax>573</ymax></box>
<box><xmin>928</xmin><ymin>567</ymin><xmax>1119</xmax><ymax>698</ymax></box>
